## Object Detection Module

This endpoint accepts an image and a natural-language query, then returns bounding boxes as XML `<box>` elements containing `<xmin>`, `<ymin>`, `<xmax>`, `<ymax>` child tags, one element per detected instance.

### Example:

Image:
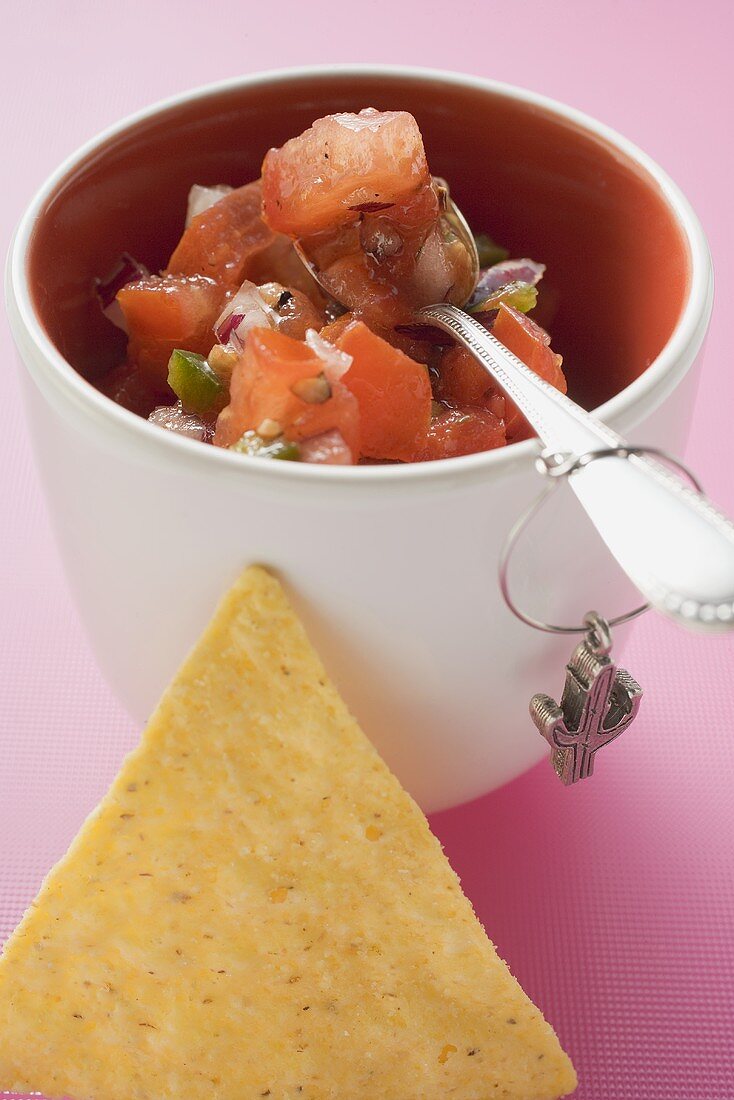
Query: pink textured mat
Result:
<box><xmin>1</xmin><ymin>2</ymin><xmax>733</xmax><ymax>1098</ymax></box>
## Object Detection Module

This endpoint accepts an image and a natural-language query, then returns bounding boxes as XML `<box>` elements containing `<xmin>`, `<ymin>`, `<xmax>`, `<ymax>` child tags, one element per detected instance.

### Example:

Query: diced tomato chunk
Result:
<box><xmin>248</xmin><ymin>236</ymin><xmax>327</xmax><ymax>305</ymax></box>
<box><xmin>418</xmin><ymin>407</ymin><xmax>506</xmax><ymax>461</ymax></box>
<box><xmin>335</xmin><ymin>320</ymin><xmax>431</xmax><ymax>462</ymax></box>
<box><xmin>317</xmin><ymin>254</ymin><xmax>408</xmax><ymax>326</ymax></box>
<box><xmin>262</xmin><ymin>109</ymin><xmax>430</xmax><ymax>237</ymax></box>
<box><xmin>213</xmin><ymin>328</ymin><xmax>359</xmax><ymax>457</ymax></box>
<box><xmin>435</xmin><ymin>345</ymin><xmax>497</xmax><ymax>409</ymax></box>
<box><xmin>270</xmin><ymin>288</ymin><xmax>325</xmax><ymax>340</ymax></box>
<box><xmin>116</xmin><ymin>274</ymin><xmax>227</xmax><ymax>385</ymax></box>
<box><xmin>319</xmin><ymin>313</ymin><xmax>355</xmax><ymax>344</ymax></box>
<box><xmin>492</xmin><ymin>303</ymin><xmax>564</xmax><ymax>382</ymax></box>
<box><xmin>492</xmin><ymin>303</ymin><xmax>566</xmax><ymax>441</ymax></box>
<box><xmin>167</xmin><ymin>181</ymin><xmax>277</xmax><ymax>290</ymax></box>
<box><xmin>322</xmin><ymin>305</ymin><xmax>436</xmax><ymax>366</ymax></box>
<box><xmin>434</xmin><ymin>303</ymin><xmax>566</xmax><ymax>444</ymax></box>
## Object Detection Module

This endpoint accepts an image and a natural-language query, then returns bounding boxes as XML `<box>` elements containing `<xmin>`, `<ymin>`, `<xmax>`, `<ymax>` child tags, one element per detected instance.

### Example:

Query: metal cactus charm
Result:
<box><xmin>531</xmin><ymin>612</ymin><xmax>642</xmax><ymax>785</ymax></box>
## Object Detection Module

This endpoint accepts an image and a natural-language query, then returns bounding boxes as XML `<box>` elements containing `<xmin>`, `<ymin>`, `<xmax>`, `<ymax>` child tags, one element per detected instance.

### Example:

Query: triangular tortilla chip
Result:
<box><xmin>0</xmin><ymin>567</ymin><xmax>576</xmax><ymax>1099</ymax></box>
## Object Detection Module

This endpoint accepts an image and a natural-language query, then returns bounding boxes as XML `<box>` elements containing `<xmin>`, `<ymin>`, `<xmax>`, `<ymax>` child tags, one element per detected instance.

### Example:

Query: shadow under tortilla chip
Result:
<box><xmin>0</xmin><ymin>566</ymin><xmax>576</xmax><ymax>1099</ymax></box>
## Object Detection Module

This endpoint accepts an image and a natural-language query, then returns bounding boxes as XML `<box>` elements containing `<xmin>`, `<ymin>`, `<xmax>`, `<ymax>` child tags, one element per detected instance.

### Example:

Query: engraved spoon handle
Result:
<box><xmin>419</xmin><ymin>303</ymin><xmax>734</xmax><ymax>633</ymax></box>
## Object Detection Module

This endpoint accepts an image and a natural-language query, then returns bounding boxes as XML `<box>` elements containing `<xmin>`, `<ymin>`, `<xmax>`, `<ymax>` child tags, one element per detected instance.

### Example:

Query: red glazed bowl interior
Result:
<box><xmin>27</xmin><ymin>71</ymin><xmax>690</xmax><ymax>412</ymax></box>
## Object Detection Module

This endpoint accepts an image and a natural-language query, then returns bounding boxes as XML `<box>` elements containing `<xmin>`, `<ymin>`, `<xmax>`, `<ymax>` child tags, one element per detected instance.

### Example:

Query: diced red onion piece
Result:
<box><xmin>471</xmin><ymin>258</ymin><xmax>545</xmax><ymax>306</ymax></box>
<box><xmin>185</xmin><ymin>183</ymin><xmax>233</xmax><ymax>227</ymax></box>
<box><xmin>299</xmin><ymin>429</ymin><xmax>353</xmax><ymax>465</ymax></box>
<box><xmin>217</xmin><ymin>312</ymin><xmax>245</xmax><ymax>345</ymax></box>
<box><xmin>214</xmin><ymin>281</ymin><xmax>277</xmax><ymax>350</ymax></box>
<box><xmin>304</xmin><ymin>329</ymin><xmax>352</xmax><ymax>382</ymax></box>
<box><xmin>148</xmin><ymin>402</ymin><xmax>209</xmax><ymax>442</ymax></box>
<box><xmin>94</xmin><ymin>253</ymin><xmax>150</xmax><ymax>331</ymax></box>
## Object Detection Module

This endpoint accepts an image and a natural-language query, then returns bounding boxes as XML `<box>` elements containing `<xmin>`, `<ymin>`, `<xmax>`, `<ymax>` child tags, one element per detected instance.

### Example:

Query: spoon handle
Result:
<box><xmin>419</xmin><ymin>303</ymin><xmax>734</xmax><ymax>633</ymax></box>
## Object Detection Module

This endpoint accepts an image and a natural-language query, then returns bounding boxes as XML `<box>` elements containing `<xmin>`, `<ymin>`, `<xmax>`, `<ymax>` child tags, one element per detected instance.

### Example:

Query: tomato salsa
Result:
<box><xmin>95</xmin><ymin>108</ymin><xmax>566</xmax><ymax>465</ymax></box>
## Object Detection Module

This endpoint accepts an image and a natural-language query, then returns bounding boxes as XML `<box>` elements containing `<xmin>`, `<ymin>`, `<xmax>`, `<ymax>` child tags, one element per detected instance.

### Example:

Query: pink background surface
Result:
<box><xmin>1</xmin><ymin>3</ymin><xmax>733</xmax><ymax>1097</ymax></box>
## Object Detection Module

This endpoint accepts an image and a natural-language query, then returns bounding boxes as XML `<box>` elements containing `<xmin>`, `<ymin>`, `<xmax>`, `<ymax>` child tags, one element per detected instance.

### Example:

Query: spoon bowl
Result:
<box><xmin>294</xmin><ymin>177</ymin><xmax>480</xmax><ymax>312</ymax></box>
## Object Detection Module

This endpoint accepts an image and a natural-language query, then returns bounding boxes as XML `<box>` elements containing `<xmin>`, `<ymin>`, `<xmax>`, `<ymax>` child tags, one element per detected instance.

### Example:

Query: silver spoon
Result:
<box><xmin>297</xmin><ymin>199</ymin><xmax>734</xmax><ymax>634</ymax></box>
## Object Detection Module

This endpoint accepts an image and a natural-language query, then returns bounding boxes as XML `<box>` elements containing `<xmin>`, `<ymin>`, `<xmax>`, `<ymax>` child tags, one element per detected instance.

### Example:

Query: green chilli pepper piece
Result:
<box><xmin>230</xmin><ymin>431</ymin><xmax>301</xmax><ymax>461</ymax></box>
<box><xmin>167</xmin><ymin>349</ymin><xmax>226</xmax><ymax>414</ymax></box>
<box><xmin>469</xmin><ymin>281</ymin><xmax>538</xmax><ymax>315</ymax></box>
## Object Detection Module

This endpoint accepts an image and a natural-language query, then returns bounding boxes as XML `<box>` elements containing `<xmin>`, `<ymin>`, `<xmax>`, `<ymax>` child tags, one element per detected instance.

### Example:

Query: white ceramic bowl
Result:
<box><xmin>7</xmin><ymin>66</ymin><xmax>712</xmax><ymax>811</ymax></box>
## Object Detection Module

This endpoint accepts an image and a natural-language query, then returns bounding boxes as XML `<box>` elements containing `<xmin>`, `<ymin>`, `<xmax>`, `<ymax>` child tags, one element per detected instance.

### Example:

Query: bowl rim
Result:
<box><xmin>6</xmin><ymin>63</ymin><xmax>714</xmax><ymax>490</ymax></box>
